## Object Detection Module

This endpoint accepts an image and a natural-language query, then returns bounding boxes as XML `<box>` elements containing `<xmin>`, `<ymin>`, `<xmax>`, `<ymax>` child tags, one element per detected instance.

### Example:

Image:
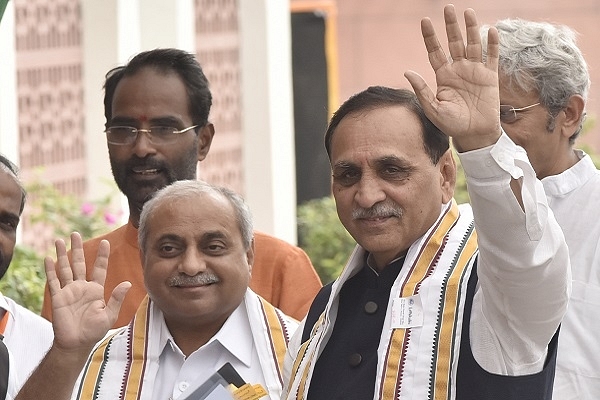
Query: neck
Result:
<box><xmin>128</xmin><ymin>203</ymin><xmax>142</xmax><ymax>228</ymax></box>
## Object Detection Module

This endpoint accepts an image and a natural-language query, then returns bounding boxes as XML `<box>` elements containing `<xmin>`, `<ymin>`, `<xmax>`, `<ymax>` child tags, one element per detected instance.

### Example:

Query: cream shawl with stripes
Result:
<box><xmin>73</xmin><ymin>290</ymin><xmax>297</xmax><ymax>400</ymax></box>
<box><xmin>285</xmin><ymin>200</ymin><xmax>478</xmax><ymax>400</ymax></box>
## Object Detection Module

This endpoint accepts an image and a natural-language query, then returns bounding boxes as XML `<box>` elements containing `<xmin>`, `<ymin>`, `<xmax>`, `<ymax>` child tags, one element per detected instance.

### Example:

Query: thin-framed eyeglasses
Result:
<box><xmin>105</xmin><ymin>125</ymin><xmax>199</xmax><ymax>145</ymax></box>
<box><xmin>499</xmin><ymin>103</ymin><xmax>541</xmax><ymax>124</ymax></box>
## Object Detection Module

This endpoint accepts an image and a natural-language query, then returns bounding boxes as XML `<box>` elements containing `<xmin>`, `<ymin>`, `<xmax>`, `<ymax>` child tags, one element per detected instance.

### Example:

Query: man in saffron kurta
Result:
<box><xmin>40</xmin><ymin>48</ymin><xmax>321</xmax><ymax>326</ymax></box>
<box><xmin>17</xmin><ymin>180</ymin><xmax>298</xmax><ymax>400</ymax></box>
<box><xmin>283</xmin><ymin>6</ymin><xmax>570</xmax><ymax>400</ymax></box>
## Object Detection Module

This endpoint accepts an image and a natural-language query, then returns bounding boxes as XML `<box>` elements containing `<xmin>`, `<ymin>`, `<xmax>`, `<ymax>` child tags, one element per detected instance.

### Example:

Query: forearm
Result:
<box><xmin>16</xmin><ymin>344</ymin><xmax>90</xmax><ymax>400</ymax></box>
<box><xmin>458</xmin><ymin>132</ymin><xmax>570</xmax><ymax>372</ymax></box>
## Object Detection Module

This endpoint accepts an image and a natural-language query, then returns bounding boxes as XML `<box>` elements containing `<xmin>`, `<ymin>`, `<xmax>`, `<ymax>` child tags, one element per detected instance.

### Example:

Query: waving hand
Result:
<box><xmin>45</xmin><ymin>232</ymin><xmax>131</xmax><ymax>352</ymax></box>
<box><xmin>405</xmin><ymin>5</ymin><xmax>501</xmax><ymax>152</ymax></box>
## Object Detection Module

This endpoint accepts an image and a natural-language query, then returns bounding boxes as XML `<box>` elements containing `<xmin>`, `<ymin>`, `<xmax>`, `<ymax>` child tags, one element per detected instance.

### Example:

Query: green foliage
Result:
<box><xmin>27</xmin><ymin>180</ymin><xmax>121</xmax><ymax>240</ymax></box>
<box><xmin>0</xmin><ymin>246</ymin><xmax>46</xmax><ymax>314</ymax></box>
<box><xmin>453</xmin><ymin>150</ymin><xmax>470</xmax><ymax>205</ymax></box>
<box><xmin>3</xmin><ymin>180</ymin><xmax>121</xmax><ymax>312</ymax></box>
<box><xmin>297</xmin><ymin>196</ymin><xmax>356</xmax><ymax>284</ymax></box>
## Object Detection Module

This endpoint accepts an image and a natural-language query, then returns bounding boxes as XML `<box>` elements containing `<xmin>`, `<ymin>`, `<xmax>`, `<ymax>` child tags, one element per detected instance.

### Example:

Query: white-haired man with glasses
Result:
<box><xmin>482</xmin><ymin>18</ymin><xmax>600</xmax><ymax>398</ymax></box>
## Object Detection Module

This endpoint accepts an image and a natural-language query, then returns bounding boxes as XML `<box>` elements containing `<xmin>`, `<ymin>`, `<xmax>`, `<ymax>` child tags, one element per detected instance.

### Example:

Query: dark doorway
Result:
<box><xmin>291</xmin><ymin>11</ymin><xmax>331</xmax><ymax>206</ymax></box>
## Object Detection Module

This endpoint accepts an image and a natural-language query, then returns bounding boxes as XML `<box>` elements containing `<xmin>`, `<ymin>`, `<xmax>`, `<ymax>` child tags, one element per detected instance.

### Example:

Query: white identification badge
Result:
<box><xmin>391</xmin><ymin>295</ymin><xmax>424</xmax><ymax>329</ymax></box>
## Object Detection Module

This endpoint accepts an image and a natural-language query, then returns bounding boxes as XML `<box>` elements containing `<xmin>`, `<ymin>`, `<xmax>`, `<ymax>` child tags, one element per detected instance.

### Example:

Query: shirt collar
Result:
<box><xmin>154</xmin><ymin>296</ymin><xmax>254</xmax><ymax>368</ymax></box>
<box><xmin>0</xmin><ymin>294</ymin><xmax>9</xmax><ymax>312</ymax></box>
<box><xmin>542</xmin><ymin>150</ymin><xmax>597</xmax><ymax>196</ymax></box>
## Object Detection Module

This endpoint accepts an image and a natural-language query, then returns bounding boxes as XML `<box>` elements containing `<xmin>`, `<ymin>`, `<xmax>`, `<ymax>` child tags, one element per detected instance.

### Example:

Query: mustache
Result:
<box><xmin>352</xmin><ymin>202</ymin><xmax>403</xmax><ymax>220</ymax></box>
<box><xmin>126</xmin><ymin>157</ymin><xmax>165</xmax><ymax>172</ymax></box>
<box><xmin>167</xmin><ymin>273</ymin><xmax>220</xmax><ymax>287</ymax></box>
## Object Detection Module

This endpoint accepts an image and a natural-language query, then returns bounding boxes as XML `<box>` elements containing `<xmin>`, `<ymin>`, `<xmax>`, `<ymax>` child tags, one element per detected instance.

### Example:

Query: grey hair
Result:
<box><xmin>481</xmin><ymin>19</ymin><xmax>590</xmax><ymax>141</ymax></box>
<box><xmin>138</xmin><ymin>180</ymin><xmax>253</xmax><ymax>254</ymax></box>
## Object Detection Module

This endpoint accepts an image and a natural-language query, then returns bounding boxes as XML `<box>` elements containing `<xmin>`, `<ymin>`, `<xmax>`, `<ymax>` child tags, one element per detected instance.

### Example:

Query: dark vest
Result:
<box><xmin>302</xmin><ymin>260</ymin><xmax>559</xmax><ymax>399</ymax></box>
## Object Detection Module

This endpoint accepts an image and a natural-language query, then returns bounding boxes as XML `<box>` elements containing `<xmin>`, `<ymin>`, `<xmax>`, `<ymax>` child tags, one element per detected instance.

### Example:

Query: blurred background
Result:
<box><xmin>1</xmin><ymin>0</ymin><xmax>599</xmax><ymax>308</ymax></box>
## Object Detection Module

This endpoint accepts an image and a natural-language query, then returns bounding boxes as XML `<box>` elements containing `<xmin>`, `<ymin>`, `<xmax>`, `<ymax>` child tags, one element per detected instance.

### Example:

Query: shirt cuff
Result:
<box><xmin>457</xmin><ymin>131</ymin><xmax>528</xmax><ymax>181</ymax></box>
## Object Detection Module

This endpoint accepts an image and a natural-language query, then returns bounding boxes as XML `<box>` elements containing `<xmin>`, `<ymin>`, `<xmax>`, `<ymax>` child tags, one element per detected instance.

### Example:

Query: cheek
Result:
<box><xmin>108</xmin><ymin>146</ymin><xmax>131</xmax><ymax>162</ymax></box>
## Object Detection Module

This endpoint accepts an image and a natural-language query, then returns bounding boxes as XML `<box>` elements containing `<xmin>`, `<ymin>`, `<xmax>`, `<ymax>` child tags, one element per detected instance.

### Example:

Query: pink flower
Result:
<box><xmin>81</xmin><ymin>202</ymin><xmax>95</xmax><ymax>216</ymax></box>
<box><xmin>104</xmin><ymin>212</ymin><xmax>117</xmax><ymax>225</ymax></box>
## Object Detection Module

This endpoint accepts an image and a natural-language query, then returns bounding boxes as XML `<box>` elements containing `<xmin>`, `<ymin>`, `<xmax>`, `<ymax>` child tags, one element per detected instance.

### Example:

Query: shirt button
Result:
<box><xmin>348</xmin><ymin>353</ymin><xmax>362</xmax><ymax>367</ymax></box>
<box><xmin>178</xmin><ymin>381</ymin><xmax>189</xmax><ymax>391</ymax></box>
<box><xmin>364</xmin><ymin>301</ymin><xmax>378</xmax><ymax>314</ymax></box>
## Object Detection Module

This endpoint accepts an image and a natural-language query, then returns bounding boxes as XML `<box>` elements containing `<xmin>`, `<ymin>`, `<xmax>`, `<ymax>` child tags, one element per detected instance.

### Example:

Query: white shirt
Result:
<box><xmin>459</xmin><ymin>132</ymin><xmax>570</xmax><ymax>375</ymax></box>
<box><xmin>152</xmin><ymin>299</ymin><xmax>269</xmax><ymax>400</ymax></box>
<box><xmin>0</xmin><ymin>294</ymin><xmax>53</xmax><ymax>399</ymax></box>
<box><xmin>541</xmin><ymin>151</ymin><xmax>600</xmax><ymax>398</ymax></box>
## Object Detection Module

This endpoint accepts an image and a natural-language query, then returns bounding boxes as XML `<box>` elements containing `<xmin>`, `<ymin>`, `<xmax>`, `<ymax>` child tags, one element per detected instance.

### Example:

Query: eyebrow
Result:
<box><xmin>376</xmin><ymin>155</ymin><xmax>414</xmax><ymax>169</ymax></box>
<box><xmin>201</xmin><ymin>231</ymin><xmax>230</xmax><ymax>242</ymax></box>
<box><xmin>333</xmin><ymin>155</ymin><xmax>412</xmax><ymax>169</ymax></box>
<box><xmin>155</xmin><ymin>230</ymin><xmax>230</xmax><ymax>243</ymax></box>
<box><xmin>110</xmin><ymin>116</ymin><xmax>184</xmax><ymax>127</ymax></box>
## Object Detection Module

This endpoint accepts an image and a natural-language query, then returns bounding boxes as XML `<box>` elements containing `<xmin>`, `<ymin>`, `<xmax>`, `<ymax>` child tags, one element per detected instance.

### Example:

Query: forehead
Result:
<box><xmin>499</xmin><ymin>74</ymin><xmax>539</xmax><ymax>105</ymax></box>
<box><xmin>0</xmin><ymin>170</ymin><xmax>23</xmax><ymax>215</ymax></box>
<box><xmin>146</xmin><ymin>192</ymin><xmax>239</xmax><ymax>239</ymax></box>
<box><xmin>111</xmin><ymin>68</ymin><xmax>190</xmax><ymax>121</ymax></box>
<box><xmin>330</xmin><ymin>106</ymin><xmax>428</xmax><ymax>163</ymax></box>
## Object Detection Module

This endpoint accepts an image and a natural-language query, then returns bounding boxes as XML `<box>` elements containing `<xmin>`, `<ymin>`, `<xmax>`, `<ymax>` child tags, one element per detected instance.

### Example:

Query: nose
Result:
<box><xmin>131</xmin><ymin>129</ymin><xmax>158</xmax><ymax>158</ymax></box>
<box><xmin>354</xmin><ymin>175</ymin><xmax>386</xmax><ymax>209</ymax></box>
<box><xmin>178</xmin><ymin>247</ymin><xmax>208</xmax><ymax>276</ymax></box>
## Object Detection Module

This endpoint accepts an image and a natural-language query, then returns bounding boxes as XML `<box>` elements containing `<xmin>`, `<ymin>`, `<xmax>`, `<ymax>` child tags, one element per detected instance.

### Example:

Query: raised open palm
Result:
<box><xmin>405</xmin><ymin>5</ymin><xmax>502</xmax><ymax>152</ymax></box>
<box><xmin>45</xmin><ymin>232</ymin><xmax>131</xmax><ymax>352</ymax></box>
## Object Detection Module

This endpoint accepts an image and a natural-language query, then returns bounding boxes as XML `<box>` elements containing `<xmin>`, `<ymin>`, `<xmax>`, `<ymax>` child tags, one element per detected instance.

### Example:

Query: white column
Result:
<box><xmin>81</xmin><ymin>0</ymin><xmax>141</xmax><ymax>203</ymax></box>
<box><xmin>239</xmin><ymin>0</ymin><xmax>298</xmax><ymax>244</ymax></box>
<box><xmin>0</xmin><ymin>1</ymin><xmax>18</xmax><ymax>164</ymax></box>
<box><xmin>139</xmin><ymin>0</ymin><xmax>195</xmax><ymax>52</ymax></box>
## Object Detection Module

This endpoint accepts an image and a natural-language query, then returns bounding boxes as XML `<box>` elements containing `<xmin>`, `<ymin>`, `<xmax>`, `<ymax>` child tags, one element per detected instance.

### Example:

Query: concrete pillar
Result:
<box><xmin>0</xmin><ymin>0</ymin><xmax>18</xmax><ymax>164</ymax></box>
<box><xmin>239</xmin><ymin>0</ymin><xmax>298</xmax><ymax>244</ymax></box>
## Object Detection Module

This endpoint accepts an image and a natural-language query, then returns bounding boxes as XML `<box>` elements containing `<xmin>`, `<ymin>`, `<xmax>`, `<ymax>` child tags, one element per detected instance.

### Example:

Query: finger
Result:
<box><xmin>421</xmin><ymin>17</ymin><xmax>448</xmax><ymax>73</ymax></box>
<box><xmin>105</xmin><ymin>281</ymin><xmax>132</xmax><ymax>325</ymax></box>
<box><xmin>464</xmin><ymin>8</ymin><xmax>482</xmax><ymax>63</ymax></box>
<box><xmin>444</xmin><ymin>4</ymin><xmax>466</xmax><ymax>62</ymax></box>
<box><xmin>485</xmin><ymin>26</ymin><xmax>499</xmax><ymax>73</ymax></box>
<box><xmin>44</xmin><ymin>256</ymin><xmax>61</xmax><ymax>296</ymax></box>
<box><xmin>90</xmin><ymin>240</ymin><xmax>110</xmax><ymax>286</ymax></box>
<box><xmin>54</xmin><ymin>238</ymin><xmax>73</xmax><ymax>285</ymax></box>
<box><xmin>70</xmin><ymin>232</ymin><xmax>87</xmax><ymax>280</ymax></box>
<box><xmin>404</xmin><ymin>70</ymin><xmax>440</xmax><ymax>121</ymax></box>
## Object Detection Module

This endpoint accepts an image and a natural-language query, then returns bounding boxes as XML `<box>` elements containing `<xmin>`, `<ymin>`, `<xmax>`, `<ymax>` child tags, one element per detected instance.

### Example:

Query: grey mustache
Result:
<box><xmin>167</xmin><ymin>273</ymin><xmax>220</xmax><ymax>287</ymax></box>
<box><xmin>352</xmin><ymin>203</ymin><xmax>403</xmax><ymax>219</ymax></box>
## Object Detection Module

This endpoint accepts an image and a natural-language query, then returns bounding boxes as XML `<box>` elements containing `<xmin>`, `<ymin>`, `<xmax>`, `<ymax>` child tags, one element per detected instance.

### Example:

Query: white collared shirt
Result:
<box><xmin>152</xmin><ymin>299</ymin><xmax>269</xmax><ymax>400</ymax></box>
<box><xmin>0</xmin><ymin>294</ymin><xmax>53</xmax><ymax>399</ymax></box>
<box><xmin>541</xmin><ymin>150</ymin><xmax>600</xmax><ymax>399</ymax></box>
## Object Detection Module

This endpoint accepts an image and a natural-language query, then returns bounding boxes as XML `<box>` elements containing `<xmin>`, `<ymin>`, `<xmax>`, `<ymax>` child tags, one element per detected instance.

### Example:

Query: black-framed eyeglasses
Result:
<box><xmin>499</xmin><ymin>103</ymin><xmax>541</xmax><ymax>124</ymax></box>
<box><xmin>105</xmin><ymin>125</ymin><xmax>199</xmax><ymax>145</ymax></box>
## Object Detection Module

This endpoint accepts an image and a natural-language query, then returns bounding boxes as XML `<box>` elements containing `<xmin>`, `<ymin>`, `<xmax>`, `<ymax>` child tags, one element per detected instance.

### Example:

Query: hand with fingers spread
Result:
<box><xmin>404</xmin><ymin>4</ymin><xmax>501</xmax><ymax>152</ymax></box>
<box><xmin>45</xmin><ymin>232</ymin><xmax>131</xmax><ymax>353</ymax></box>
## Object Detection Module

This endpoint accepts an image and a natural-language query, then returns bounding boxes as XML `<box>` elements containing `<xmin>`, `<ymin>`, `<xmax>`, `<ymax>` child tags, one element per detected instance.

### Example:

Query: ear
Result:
<box><xmin>197</xmin><ymin>123</ymin><xmax>215</xmax><ymax>161</ymax></box>
<box><xmin>438</xmin><ymin>149</ymin><xmax>456</xmax><ymax>204</ymax></box>
<box><xmin>246</xmin><ymin>237</ymin><xmax>255</xmax><ymax>275</ymax></box>
<box><xmin>560</xmin><ymin>94</ymin><xmax>585</xmax><ymax>140</ymax></box>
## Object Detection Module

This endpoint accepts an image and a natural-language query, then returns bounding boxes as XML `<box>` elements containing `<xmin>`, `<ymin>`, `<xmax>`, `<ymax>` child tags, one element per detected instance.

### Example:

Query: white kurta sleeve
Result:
<box><xmin>457</xmin><ymin>132</ymin><xmax>571</xmax><ymax>375</ymax></box>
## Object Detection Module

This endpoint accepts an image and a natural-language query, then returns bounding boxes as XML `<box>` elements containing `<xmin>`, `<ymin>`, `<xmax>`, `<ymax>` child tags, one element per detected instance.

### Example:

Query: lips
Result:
<box><xmin>132</xmin><ymin>167</ymin><xmax>160</xmax><ymax>175</ymax></box>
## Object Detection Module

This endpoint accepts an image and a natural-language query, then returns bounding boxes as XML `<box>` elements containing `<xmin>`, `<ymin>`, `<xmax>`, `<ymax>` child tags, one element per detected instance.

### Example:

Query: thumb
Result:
<box><xmin>104</xmin><ymin>281</ymin><xmax>132</xmax><ymax>323</ymax></box>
